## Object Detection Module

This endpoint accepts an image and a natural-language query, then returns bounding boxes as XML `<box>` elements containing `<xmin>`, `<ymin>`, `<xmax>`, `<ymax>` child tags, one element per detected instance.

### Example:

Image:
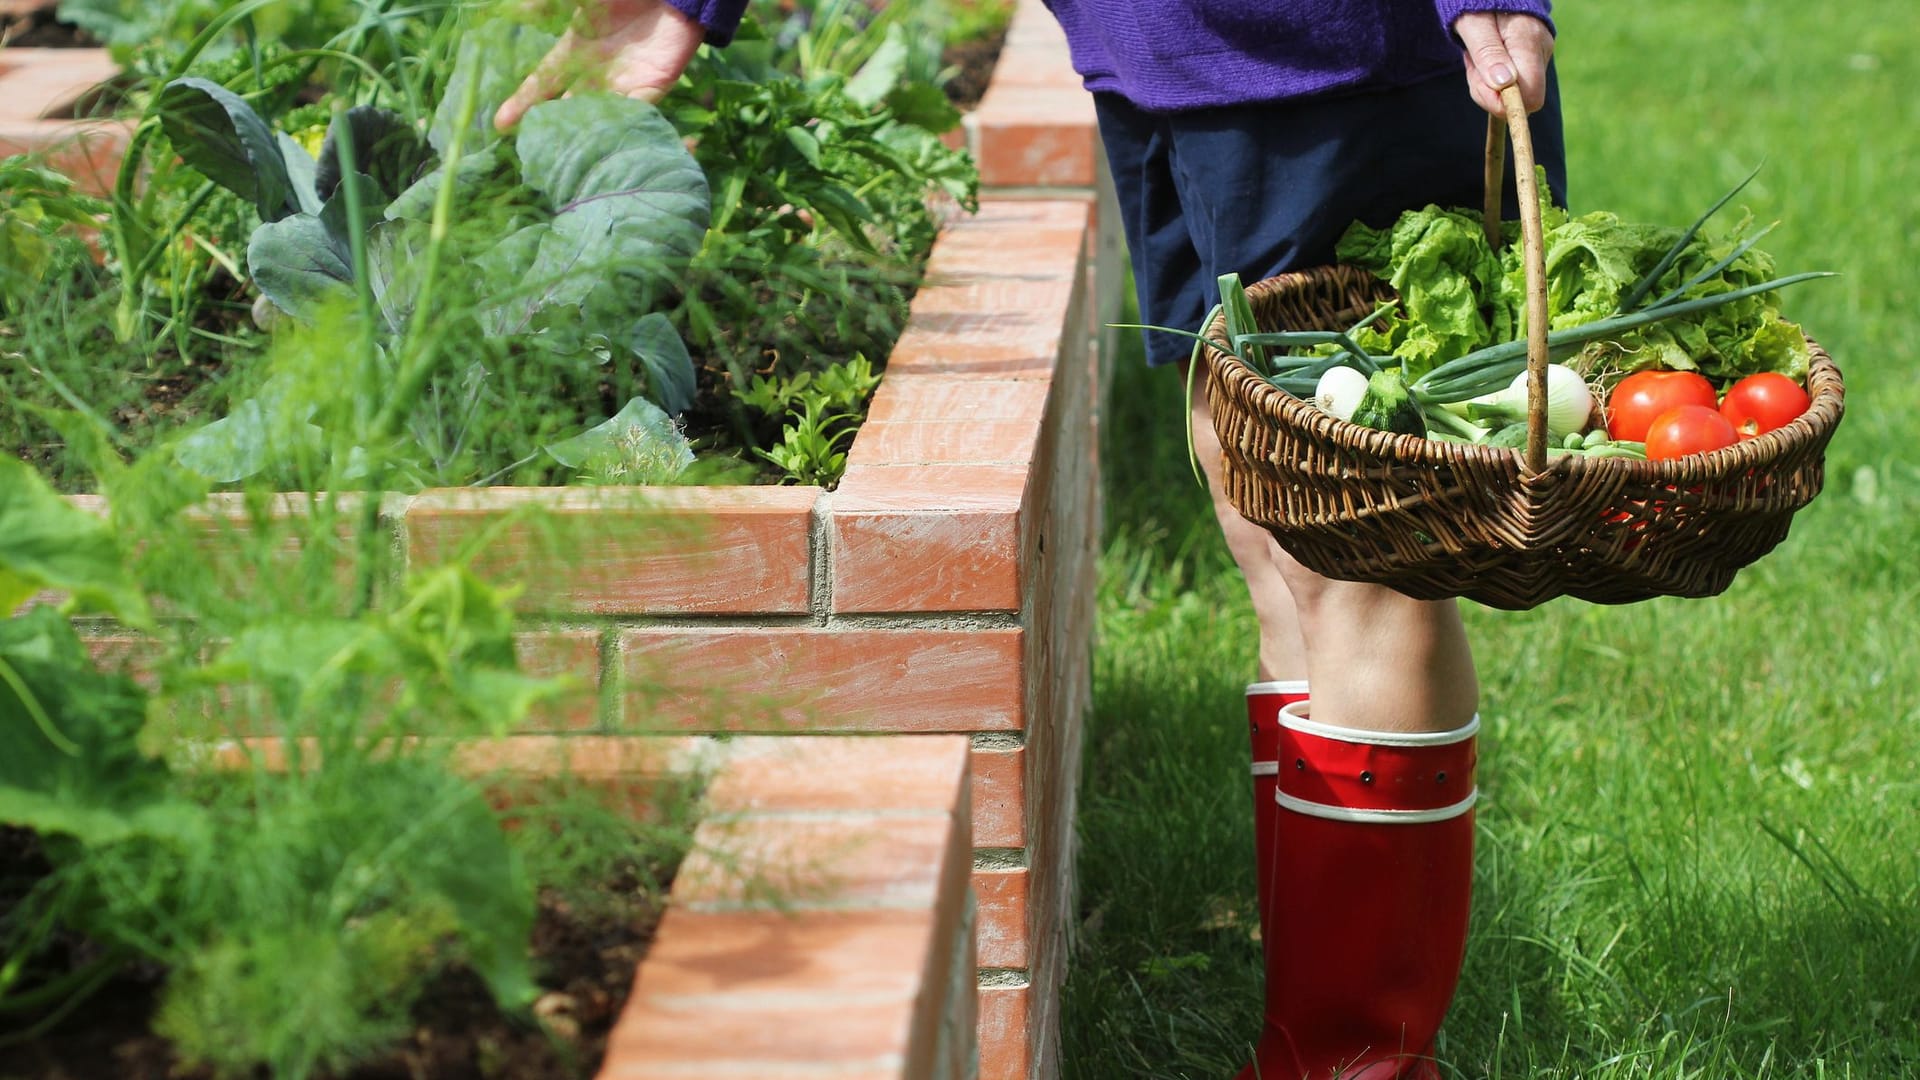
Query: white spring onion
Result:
<box><xmin>1313</xmin><ymin>366</ymin><xmax>1369</xmax><ymax>422</ymax></box>
<box><xmin>1464</xmin><ymin>363</ymin><xmax>1596</xmax><ymax>439</ymax></box>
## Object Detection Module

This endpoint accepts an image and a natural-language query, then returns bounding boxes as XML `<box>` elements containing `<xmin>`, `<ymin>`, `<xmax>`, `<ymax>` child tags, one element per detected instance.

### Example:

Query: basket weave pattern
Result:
<box><xmin>1203</xmin><ymin>265</ymin><xmax>1846</xmax><ymax>610</ymax></box>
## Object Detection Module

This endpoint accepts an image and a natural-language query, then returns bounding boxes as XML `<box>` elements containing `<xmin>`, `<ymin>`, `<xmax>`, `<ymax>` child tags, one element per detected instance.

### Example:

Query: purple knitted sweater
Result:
<box><xmin>1039</xmin><ymin>0</ymin><xmax>1552</xmax><ymax>112</ymax></box>
<box><xmin>663</xmin><ymin>1</ymin><xmax>1551</xmax><ymax>110</ymax></box>
<box><xmin>663</xmin><ymin>0</ymin><xmax>750</xmax><ymax>46</ymax></box>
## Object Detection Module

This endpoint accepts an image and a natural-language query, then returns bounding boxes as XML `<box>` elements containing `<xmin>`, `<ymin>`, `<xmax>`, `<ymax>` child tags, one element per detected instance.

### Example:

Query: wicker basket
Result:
<box><xmin>1202</xmin><ymin>89</ymin><xmax>1846</xmax><ymax>611</ymax></box>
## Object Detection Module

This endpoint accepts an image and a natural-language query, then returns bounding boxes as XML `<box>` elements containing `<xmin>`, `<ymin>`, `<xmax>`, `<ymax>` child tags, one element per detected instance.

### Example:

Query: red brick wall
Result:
<box><xmin>393</xmin><ymin>195</ymin><xmax>1101</xmax><ymax>1080</ymax></box>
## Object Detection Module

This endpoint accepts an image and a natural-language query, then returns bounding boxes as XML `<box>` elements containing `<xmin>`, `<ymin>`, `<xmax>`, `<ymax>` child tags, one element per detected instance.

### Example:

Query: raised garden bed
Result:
<box><xmin>0</xmin><ymin>735</ymin><xmax>974</xmax><ymax>1079</ymax></box>
<box><xmin>9</xmin><ymin>0</ymin><xmax>1110</xmax><ymax>1074</ymax></box>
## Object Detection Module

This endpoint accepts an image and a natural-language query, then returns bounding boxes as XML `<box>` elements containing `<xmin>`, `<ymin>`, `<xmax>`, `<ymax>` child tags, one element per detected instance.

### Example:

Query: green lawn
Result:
<box><xmin>1060</xmin><ymin>2</ymin><xmax>1920</xmax><ymax>1077</ymax></box>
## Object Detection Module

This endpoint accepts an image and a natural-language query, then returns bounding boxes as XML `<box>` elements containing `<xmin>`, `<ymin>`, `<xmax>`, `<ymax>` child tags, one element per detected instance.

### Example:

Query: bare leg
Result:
<box><xmin>1185</xmin><ymin>361</ymin><xmax>1309</xmax><ymax>684</ymax></box>
<box><xmin>1185</xmin><ymin>361</ymin><xmax>1478</xmax><ymax>734</ymax></box>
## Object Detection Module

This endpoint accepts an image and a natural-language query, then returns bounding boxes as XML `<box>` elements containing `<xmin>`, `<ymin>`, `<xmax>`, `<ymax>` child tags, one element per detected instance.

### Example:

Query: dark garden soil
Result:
<box><xmin>940</xmin><ymin>18</ymin><xmax>1008</xmax><ymax>111</ymax></box>
<box><xmin>0</xmin><ymin>828</ymin><xmax>670</xmax><ymax>1080</ymax></box>
<box><xmin>0</xmin><ymin>7</ymin><xmax>99</xmax><ymax>49</ymax></box>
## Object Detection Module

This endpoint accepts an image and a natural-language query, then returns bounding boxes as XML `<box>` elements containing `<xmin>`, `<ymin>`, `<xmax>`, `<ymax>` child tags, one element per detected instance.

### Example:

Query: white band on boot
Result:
<box><xmin>1249</xmin><ymin>682</ymin><xmax>1308</xmax><ymax>776</ymax></box>
<box><xmin>1275</xmin><ymin>701</ymin><xmax>1481</xmax><ymax>823</ymax></box>
<box><xmin>1279</xmin><ymin>701</ymin><xmax>1480</xmax><ymax>747</ymax></box>
<box><xmin>1276</xmin><ymin>788</ymin><xmax>1479</xmax><ymax>824</ymax></box>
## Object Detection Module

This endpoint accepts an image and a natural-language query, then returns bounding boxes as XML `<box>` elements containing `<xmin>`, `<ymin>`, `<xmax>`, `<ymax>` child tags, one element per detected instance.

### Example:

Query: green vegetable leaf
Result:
<box><xmin>430</xmin><ymin>20</ymin><xmax>557</xmax><ymax>154</ymax></box>
<box><xmin>544</xmin><ymin>396</ymin><xmax>693</xmax><ymax>483</ymax></box>
<box><xmin>783</xmin><ymin>124</ymin><xmax>824</xmax><ymax>168</ymax></box>
<box><xmin>318</xmin><ymin>171</ymin><xmax>392</xmax><ymax>239</ymax></box>
<box><xmin>884</xmin><ymin>83</ymin><xmax>963</xmax><ymax>135</ymax></box>
<box><xmin>277</xmin><ymin>132</ymin><xmax>324</xmax><ymax>215</ymax></box>
<box><xmin>1337</xmin><ymin>205</ymin><xmax>1505</xmax><ymax>378</ymax></box>
<box><xmin>316</xmin><ymin>106</ymin><xmax>433</xmax><ymax>205</ymax></box>
<box><xmin>623</xmin><ymin>312</ymin><xmax>697</xmax><ymax>416</ymax></box>
<box><xmin>247</xmin><ymin>212</ymin><xmax>353</xmax><ymax>322</ymax></box>
<box><xmin>157</xmin><ymin>77</ymin><xmax>299</xmax><ymax>222</ymax></box>
<box><xmin>365</xmin><ymin>220</ymin><xmax>427</xmax><ymax>333</ymax></box>
<box><xmin>482</xmin><ymin>94</ymin><xmax>709</xmax><ymax>332</ymax></box>
<box><xmin>515</xmin><ymin>95</ymin><xmax>710</xmax><ymax>251</ymax></box>
<box><xmin>383</xmin><ymin>144</ymin><xmax>504</xmax><ymax>224</ymax></box>
<box><xmin>845</xmin><ymin>25</ymin><xmax>908</xmax><ymax>108</ymax></box>
<box><xmin>0</xmin><ymin>606</ymin><xmax>197</xmax><ymax>847</ymax></box>
<box><xmin>173</xmin><ymin>374</ymin><xmax>327</xmax><ymax>484</ymax></box>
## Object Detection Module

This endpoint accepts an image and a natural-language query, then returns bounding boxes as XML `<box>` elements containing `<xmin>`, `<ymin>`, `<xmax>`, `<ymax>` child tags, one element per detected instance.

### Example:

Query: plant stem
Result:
<box><xmin>0</xmin><ymin>950</ymin><xmax>131</xmax><ymax>1048</ymax></box>
<box><xmin>368</xmin><ymin>65</ymin><xmax>482</xmax><ymax>445</ymax></box>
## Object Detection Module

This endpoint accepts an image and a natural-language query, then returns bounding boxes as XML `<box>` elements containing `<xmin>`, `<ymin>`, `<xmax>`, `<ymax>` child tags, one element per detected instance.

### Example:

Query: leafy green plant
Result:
<box><xmin>740</xmin><ymin>354</ymin><xmax>879</xmax><ymax>486</ymax></box>
<box><xmin>939</xmin><ymin>0</ymin><xmax>1014</xmax><ymax>49</ymax></box>
<box><xmin>753</xmin><ymin>0</ymin><xmax>969</xmax><ymax>88</ymax></box>
<box><xmin>755</xmin><ymin>395</ymin><xmax>856</xmax><ymax>486</ymax></box>
<box><xmin>661</xmin><ymin>21</ymin><xmax>974</xmax><ymax>456</ymax></box>
<box><xmin>737</xmin><ymin>352</ymin><xmax>881</xmax><ymax>418</ymax></box>
<box><xmin>5</xmin><ymin>2</ymin><xmax>976</xmax><ymax>493</ymax></box>
<box><xmin>150</xmin><ymin>19</ymin><xmax>711</xmax><ymax>489</ymax></box>
<box><xmin>58</xmin><ymin>0</ymin><xmax>458</xmax><ymax>67</ymax></box>
<box><xmin>0</xmin><ymin>449</ymin><xmax>699</xmax><ymax>1078</ymax></box>
<box><xmin>0</xmin><ymin>164</ymin><xmax>107</xmax><ymax>321</ymax></box>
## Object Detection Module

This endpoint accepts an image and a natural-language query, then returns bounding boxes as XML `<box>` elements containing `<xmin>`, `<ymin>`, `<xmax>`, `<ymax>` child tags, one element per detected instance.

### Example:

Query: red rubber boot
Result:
<box><xmin>1236</xmin><ymin>702</ymin><xmax>1480</xmax><ymax>1080</ymax></box>
<box><xmin>1245</xmin><ymin>679</ymin><xmax>1310</xmax><ymax>956</ymax></box>
<box><xmin>1236</xmin><ymin>680</ymin><xmax>1309</xmax><ymax>1080</ymax></box>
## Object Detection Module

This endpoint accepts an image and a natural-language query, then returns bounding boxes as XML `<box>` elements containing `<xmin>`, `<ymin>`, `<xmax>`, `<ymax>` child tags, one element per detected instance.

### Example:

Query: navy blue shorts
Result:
<box><xmin>1095</xmin><ymin>71</ymin><xmax>1568</xmax><ymax>367</ymax></box>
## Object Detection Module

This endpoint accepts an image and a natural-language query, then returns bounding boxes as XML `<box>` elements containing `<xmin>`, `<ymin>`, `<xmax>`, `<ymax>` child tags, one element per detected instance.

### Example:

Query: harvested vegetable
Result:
<box><xmin>1334</xmin><ymin>167</ymin><xmax>1820</xmax><ymax>385</ymax></box>
<box><xmin>1719</xmin><ymin>372</ymin><xmax>1811</xmax><ymax>437</ymax></box>
<box><xmin>1349</xmin><ymin>370</ymin><xmax>1426</xmax><ymax>436</ymax></box>
<box><xmin>1461</xmin><ymin>364</ymin><xmax>1595</xmax><ymax>440</ymax></box>
<box><xmin>1644</xmin><ymin>404</ymin><xmax>1738</xmax><ymax>460</ymax></box>
<box><xmin>1150</xmin><ymin>172</ymin><xmax>1829</xmax><ymax>473</ymax></box>
<box><xmin>1313</xmin><ymin>366</ymin><xmax>1369</xmax><ymax>421</ymax></box>
<box><xmin>1606</xmin><ymin>369</ymin><xmax>1718</xmax><ymax>442</ymax></box>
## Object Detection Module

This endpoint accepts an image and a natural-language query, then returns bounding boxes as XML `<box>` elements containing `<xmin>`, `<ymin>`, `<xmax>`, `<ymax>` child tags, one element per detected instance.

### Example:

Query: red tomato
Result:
<box><xmin>1606</xmin><ymin>370</ymin><xmax>1719</xmax><ymax>442</ymax></box>
<box><xmin>1719</xmin><ymin>372</ymin><xmax>1811</xmax><ymax>438</ymax></box>
<box><xmin>1644</xmin><ymin>405</ymin><xmax>1739</xmax><ymax>461</ymax></box>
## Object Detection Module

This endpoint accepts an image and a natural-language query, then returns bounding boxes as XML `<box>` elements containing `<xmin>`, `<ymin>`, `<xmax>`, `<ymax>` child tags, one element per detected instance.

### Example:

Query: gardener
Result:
<box><xmin>502</xmin><ymin>3</ymin><xmax>1565</xmax><ymax>1077</ymax></box>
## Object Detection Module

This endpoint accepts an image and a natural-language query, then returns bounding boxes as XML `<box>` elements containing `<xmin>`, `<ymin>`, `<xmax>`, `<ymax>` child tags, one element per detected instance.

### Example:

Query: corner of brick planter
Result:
<box><xmin>598</xmin><ymin>735</ymin><xmax>977</xmax><ymax>1080</ymax></box>
<box><xmin>963</xmin><ymin>0</ymin><xmax>1098</xmax><ymax>190</ymax></box>
<box><xmin>217</xmin><ymin>734</ymin><xmax>978</xmax><ymax>1078</ymax></box>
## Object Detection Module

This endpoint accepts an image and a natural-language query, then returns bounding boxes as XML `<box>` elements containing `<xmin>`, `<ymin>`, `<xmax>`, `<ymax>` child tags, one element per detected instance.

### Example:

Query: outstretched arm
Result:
<box><xmin>1445</xmin><ymin>6</ymin><xmax>1556</xmax><ymax>116</ymax></box>
<box><xmin>494</xmin><ymin>0</ymin><xmax>745</xmax><ymax>131</ymax></box>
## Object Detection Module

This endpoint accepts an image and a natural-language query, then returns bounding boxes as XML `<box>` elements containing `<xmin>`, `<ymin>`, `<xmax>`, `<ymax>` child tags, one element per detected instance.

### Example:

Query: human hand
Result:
<box><xmin>494</xmin><ymin>0</ymin><xmax>705</xmax><ymax>132</ymax></box>
<box><xmin>1453</xmin><ymin>12</ymin><xmax>1554</xmax><ymax>116</ymax></box>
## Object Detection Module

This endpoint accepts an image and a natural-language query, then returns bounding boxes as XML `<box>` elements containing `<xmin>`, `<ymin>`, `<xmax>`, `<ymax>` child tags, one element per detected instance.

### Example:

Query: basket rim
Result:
<box><xmin>1204</xmin><ymin>266</ymin><xmax>1846</xmax><ymax>484</ymax></box>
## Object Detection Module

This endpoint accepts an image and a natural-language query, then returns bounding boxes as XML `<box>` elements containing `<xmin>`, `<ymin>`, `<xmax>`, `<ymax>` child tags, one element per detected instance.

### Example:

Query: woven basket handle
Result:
<box><xmin>1481</xmin><ymin>84</ymin><xmax>1553</xmax><ymax>474</ymax></box>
